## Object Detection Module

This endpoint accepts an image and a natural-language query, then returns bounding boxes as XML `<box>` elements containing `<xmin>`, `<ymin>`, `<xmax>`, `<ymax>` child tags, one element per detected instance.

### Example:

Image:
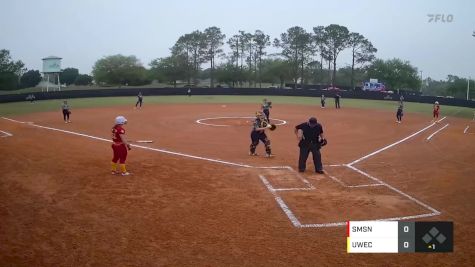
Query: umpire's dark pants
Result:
<box><xmin>298</xmin><ymin>142</ymin><xmax>322</xmax><ymax>172</ymax></box>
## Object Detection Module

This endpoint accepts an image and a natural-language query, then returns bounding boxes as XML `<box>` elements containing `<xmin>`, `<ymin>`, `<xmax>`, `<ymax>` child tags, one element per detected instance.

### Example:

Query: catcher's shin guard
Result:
<box><xmin>250</xmin><ymin>142</ymin><xmax>258</xmax><ymax>154</ymax></box>
<box><xmin>265</xmin><ymin>139</ymin><xmax>271</xmax><ymax>155</ymax></box>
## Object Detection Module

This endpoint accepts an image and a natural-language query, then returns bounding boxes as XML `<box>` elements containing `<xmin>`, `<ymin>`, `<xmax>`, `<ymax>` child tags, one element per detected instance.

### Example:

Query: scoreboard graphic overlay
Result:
<box><xmin>347</xmin><ymin>221</ymin><xmax>453</xmax><ymax>253</ymax></box>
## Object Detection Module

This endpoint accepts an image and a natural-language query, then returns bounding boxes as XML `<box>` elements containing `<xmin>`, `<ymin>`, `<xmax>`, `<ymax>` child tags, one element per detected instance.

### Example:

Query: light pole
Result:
<box><xmin>420</xmin><ymin>70</ymin><xmax>423</xmax><ymax>93</ymax></box>
<box><xmin>468</xmin><ymin>77</ymin><xmax>471</xmax><ymax>100</ymax></box>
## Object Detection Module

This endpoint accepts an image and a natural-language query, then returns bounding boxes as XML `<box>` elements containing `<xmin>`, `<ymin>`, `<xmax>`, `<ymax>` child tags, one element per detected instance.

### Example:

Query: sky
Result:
<box><xmin>1</xmin><ymin>0</ymin><xmax>474</xmax><ymax>80</ymax></box>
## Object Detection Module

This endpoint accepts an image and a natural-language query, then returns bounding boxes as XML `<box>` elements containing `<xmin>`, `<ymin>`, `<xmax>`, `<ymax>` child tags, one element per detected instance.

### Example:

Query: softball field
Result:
<box><xmin>0</xmin><ymin>99</ymin><xmax>474</xmax><ymax>266</ymax></box>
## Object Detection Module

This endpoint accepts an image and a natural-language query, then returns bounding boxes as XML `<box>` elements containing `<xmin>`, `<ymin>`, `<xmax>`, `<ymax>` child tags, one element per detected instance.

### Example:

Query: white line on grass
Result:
<box><xmin>258</xmin><ymin>175</ymin><xmax>302</xmax><ymax>227</ymax></box>
<box><xmin>426</xmin><ymin>123</ymin><xmax>449</xmax><ymax>141</ymax></box>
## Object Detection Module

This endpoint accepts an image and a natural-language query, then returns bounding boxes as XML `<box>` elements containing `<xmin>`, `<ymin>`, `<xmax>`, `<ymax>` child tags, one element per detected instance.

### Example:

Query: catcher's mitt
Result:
<box><xmin>320</xmin><ymin>138</ymin><xmax>327</xmax><ymax>147</ymax></box>
<box><xmin>269</xmin><ymin>124</ymin><xmax>276</xmax><ymax>131</ymax></box>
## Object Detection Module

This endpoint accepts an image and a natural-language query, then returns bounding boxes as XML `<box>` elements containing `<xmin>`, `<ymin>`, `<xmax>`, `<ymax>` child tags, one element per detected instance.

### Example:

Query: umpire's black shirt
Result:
<box><xmin>296</xmin><ymin>122</ymin><xmax>323</xmax><ymax>145</ymax></box>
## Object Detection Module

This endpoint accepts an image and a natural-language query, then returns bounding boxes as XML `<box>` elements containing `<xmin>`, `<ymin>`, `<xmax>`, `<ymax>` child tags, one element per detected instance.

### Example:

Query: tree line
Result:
<box><xmin>148</xmin><ymin>24</ymin><xmax>378</xmax><ymax>90</ymax></box>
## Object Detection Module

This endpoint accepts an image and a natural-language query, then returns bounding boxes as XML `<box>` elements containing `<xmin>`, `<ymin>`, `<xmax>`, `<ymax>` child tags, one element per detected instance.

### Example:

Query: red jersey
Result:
<box><xmin>434</xmin><ymin>105</ymin><xmax>440</xmax><ymax>112</ymax></box>
<box><xmin>112</xmin><ymin>125</ymin><xmax>125</xmax><ymax>143</ymax></box>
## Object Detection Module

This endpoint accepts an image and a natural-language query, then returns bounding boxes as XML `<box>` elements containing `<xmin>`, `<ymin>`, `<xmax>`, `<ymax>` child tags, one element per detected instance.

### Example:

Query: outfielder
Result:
<box><xmin>111</xmin><ymin>116</ymin><xmax>131</xmax><ymax>176</ymax></box>
<box><xmin>249</xmin><ymin>111</ymin><xmax>275</xmax><ymax>157</ymax></box>
<box><xmin>61</xmin><ymin>100</ymin><xmax>71</xmax><ymax>123</ymax></box>
<box><xmin>135</xmin><ymin>92</ymin><xmax>143</xmax><ymax>108</ymax></box>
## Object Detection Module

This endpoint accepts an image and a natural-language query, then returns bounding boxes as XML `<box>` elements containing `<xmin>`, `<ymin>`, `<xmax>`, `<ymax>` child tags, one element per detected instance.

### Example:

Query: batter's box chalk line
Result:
<box><xmin>325</xmin><ymin>164</ymin><xmax>383</xmax><ymax>188</ymax></box>
<box><xmin>0</xmin><ymin>130</ymin><xmax>13</xmax><ymax>137</ymax></box>
<box><xmin>2</xmin><ymin>117</ymin><xmax>441</xmax><ymax>228</ymax></box>
<box><xmin>196</xmin><ymin>116</ymin><xmax>287</xmax><ymax>127</ymax></box>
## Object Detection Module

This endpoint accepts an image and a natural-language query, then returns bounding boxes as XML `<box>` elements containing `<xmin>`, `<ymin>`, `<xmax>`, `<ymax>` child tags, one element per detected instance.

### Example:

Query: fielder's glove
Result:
<box><xmin>127</xmin><ymin>144</ymin><xmax>131</xmax><ymax>150</ymax></box>
<box><xmin>269</xmin><ymin>124</ymin><xmax>277</xmax><ymax>131</ymax></box>
<box><xmin>320</xmin><ymin>139</ymin><xmax>327</xmax><ymax>147</ymax></box>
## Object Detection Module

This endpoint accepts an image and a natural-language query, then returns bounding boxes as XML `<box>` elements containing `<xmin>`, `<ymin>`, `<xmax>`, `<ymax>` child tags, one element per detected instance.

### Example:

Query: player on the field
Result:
<box><xmin>135</xmin><ymin>92</ymin><xmax>143</xmax><ymax>109</ymax></box>
<box><xmin>261</xmin><ymin>98</ymin><xmax>272</xmax><ymax>121</ymax></box>
<box><xmin>249</xmin><ymin>111</ymin><xmax>272</xmax><ymax>157</ymax></box>
<box><xmin>321</xmin><ymin>94</ymin><xmax>326</xmax><ymax>108</ymax></box>
<box><xmin>433</xmin><ymin>101</ymin><xmax>440</xmax><ymax>122</ymax></box>
<box><xmin>396</xmin><ymin>102</ymin><xmax>404</xmax><ymax>123</ymax></box>
<box><xmin>334</xmin><ymin>93</ymin><xmax>341</xmax><ymax>109</ymax></box>
<box><xmin>111</xmin><ymin>116</ymin><xmax>131</xmax><ymax>176</ymax></box>
<box><xmin>61</xmin><ymin>100</ymin><xmax>71</xmax><ymax>123</ymax></box>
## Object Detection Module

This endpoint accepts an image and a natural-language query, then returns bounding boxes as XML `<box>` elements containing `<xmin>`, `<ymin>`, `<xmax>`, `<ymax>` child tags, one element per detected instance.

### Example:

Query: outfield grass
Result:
<box><xmin>0</xmin><ymin>95</ymin><xmax>473</xmax><ymax>119</ymax></box>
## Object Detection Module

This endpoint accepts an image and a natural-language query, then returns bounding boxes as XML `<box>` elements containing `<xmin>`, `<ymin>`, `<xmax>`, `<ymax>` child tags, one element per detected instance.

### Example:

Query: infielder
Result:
<box><xmin>111</xmin><ymin>116</ymin><xmax>131</xmax><ymax>176</ymax></box>
<box><xmin>261</xmin><ymin>98</ymin><xmax>272</xmax><ymax>121</ymax></box>
<box><xmin>396</xmin><ymin>102</ymin><xmax>404</xmax><ymax>123</ymax></box>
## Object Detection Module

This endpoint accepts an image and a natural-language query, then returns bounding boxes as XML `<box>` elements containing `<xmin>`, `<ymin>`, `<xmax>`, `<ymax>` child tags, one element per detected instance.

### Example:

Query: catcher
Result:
<box><xmin>249</xmin><ymin>111</ymin><xmax>276</xmax><ymax>157</ymax></box>
<box><xmin>61</xmin><ymin>100</ymin><xmax>71</xmax><ymax>123</ymax></box>
<box><xmin>111</xmin><ymin>116</ymin><xmax>131</xmax><ymax>176</ymax></box>
<box><xmin>262</xmin><ymin>98</ymin><xmax>272</xmax><ymax>121</ymax></box>
<box><xmin>295</xmin><ymin>117</ymin><xmax>326</xmax><ymax>174</ymax></box>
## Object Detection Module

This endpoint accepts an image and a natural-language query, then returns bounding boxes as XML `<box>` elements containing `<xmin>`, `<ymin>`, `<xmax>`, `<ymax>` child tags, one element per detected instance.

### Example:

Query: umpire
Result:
<box><xmin>294</xmin><ymin>117</ymin><xmax>327</xmax><ymax>173</ymax></box>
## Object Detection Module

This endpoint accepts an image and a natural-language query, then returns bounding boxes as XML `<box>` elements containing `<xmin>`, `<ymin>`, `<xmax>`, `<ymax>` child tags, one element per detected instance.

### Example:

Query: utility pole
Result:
<box><xmin>420</xmin><ymin>71</ymin><xmax>423</xmax><ymax>93</ymax></box>
<box><xmin>468</xmin><ymin>77</ymin><xmax>471</xmax><ymax>100</ymax></box>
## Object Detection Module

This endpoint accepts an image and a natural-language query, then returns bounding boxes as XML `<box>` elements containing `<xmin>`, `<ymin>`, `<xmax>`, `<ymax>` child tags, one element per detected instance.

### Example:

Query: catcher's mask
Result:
<box><xmin>256</xmin><ymin>111</ymin><xmax>264</xmax><ymax>118</ymax></box>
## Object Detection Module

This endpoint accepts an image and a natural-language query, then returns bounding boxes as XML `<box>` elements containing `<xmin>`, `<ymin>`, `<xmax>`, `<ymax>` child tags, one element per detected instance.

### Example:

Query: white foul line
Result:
<box><xmin>0</xmin><ymin>130</ymin><xmax>13</xmax><ymax>137</ymax></box>
<box><xmin>1</xmin><ymin>117</ymin><xmax>32</xmax><ymax>124</ymax></box>
<box><xmin>2</xmin><ymin>119</ymin><xmax>254</xmax><ymax>168</ymax></box>
<box><xmin>463</xmin><ymin>125</ymin><xmax>469</xmax><ymax>134</ymax></box>
<box><xmin>426</xmin><ymin>123</ymin><xmax>449</xmax><ymax>141</ymax></box>
<box><xmin>325</xmin><ymin>167</ymin><xmax>383</xmax><ymax>188</ymax></box>
<box><xmin>258</xmin><ymin>175</ymin><xmax>302</xmax><ymax>227</ymax></box>
<box><xmin>347</xmin><ymin>119</ymin><xmax>445</xmax><ymax>166</ymax></box>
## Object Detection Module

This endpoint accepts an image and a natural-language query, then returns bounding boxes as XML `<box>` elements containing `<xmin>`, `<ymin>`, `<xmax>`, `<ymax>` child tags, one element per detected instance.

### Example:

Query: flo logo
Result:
<box><xmin>427</xmin><ymin>14</ymin><xmax>454</xmax><ymax>23</ymax></box>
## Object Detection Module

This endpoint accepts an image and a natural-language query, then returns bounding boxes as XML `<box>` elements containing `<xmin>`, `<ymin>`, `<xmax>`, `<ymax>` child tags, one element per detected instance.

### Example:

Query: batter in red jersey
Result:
<box><xmin>433</xmin><ymin>101</ymin><xmax>440</xmax><ymax>122</ymax></box>
<box><xmin>111</xmin><ymin>116</ymin><xmax>131</xmax><ymax>176</ymax></box>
